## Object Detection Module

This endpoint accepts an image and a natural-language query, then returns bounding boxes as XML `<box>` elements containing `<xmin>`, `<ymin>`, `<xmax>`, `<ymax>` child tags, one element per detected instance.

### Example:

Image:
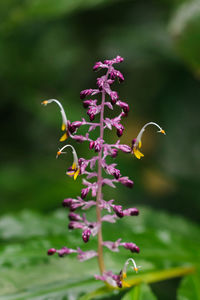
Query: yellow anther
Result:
<box><xmin>74</xmin><ymin>169</ymin><xmax>80</xmax><ymax>180</ymax></box>
<box><xmin>60</xmin><ymin>132</ymin><xmax>68</xmax><ymax>142</ymax></box>
<box><xmin>160</xmin><ymin>129</ymin><xmax>166</xmax><ymax>135</ymax></box>
<box><xmin>122</xmin><ymin>280</ymin><xmax>130</xmax><ymax>288</ymax></box>
<box><xmin>61</xmin><ymin>123</ymin><xmax>66</xmax><ymax>131</ymax></box>
<box><xmin>133</xmin><ymin>148</ymin><xmax>144</xmax><ymax>159</ymax></box>
<box><xmin>122</xmin><ymin>272</ymin><xmax>127</xmax><ymax>279</ymax></box>
<box><xmin>41</xmin><ymin>100</ymin><xmax>48</xmax><ymax>105</ymax></box>
<box><xmin>57</xmin><ymin>151</ymin><xmax>61</xmax><ymax>156</ymax></box>
<box><xmin>72</xmin><ymin>162</ymin><xmax>76</xmax><ymax>170</ymax></box>
<box><xmin>134</xmin><ymin>267</ymin><xmax>138</xmax><ymax>272</ymax></box>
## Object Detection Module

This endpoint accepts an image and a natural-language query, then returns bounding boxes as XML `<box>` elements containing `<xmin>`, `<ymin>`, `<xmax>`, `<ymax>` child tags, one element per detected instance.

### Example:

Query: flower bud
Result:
<box><xmin>82</xmin><ymin>229</ymin><xmax>91</xmax><ymax>243</ymax></box>
<box><xmin>117</xmin><ymin>100</ymin><xmax>129</xmax><ymax>114</ymax></box>
<box><xmin>118</xmin><ymin>177</ymin><xmax>134</xmax><ymax>188</ymax></box>
<box><xmin>57</xmin><ymin>247</ymin><xmax>71</xmax><ymax>257</ymax></box>
<box><xmin>111</xmin><ymin>149</ymin><xmax>118</xmax><ymax>158</ymax></box>
<box><xmin>115</xmin><ymin>124</ymin><xmax>124</xmax><ymax>137</ymax></box>
<box><xmin>81</xmin><ymin>187</ymin><xmax>90</xmax><ymax>199</ymax></box>
<box><xmin>68</xmin><ymin>221</ymin><xmax>83</xmax><ymax>230</ymax></box>
<box><xmin>68</xmin><ymin>212</ymin><xmax>82</xmax><ymax>221</ymax></box>
<box><xmin>89</xmin><ymin>141</ymin><xmax>95</xmax><ymax>149</ymax></box>
<box><xmin>94</xmin><ymin>140</ymin><xmax>102</xmax><ymax>152</ymax></box>
<box><xmin>113</xmin><ymin>205</ymin><xmax>124</xmax><ymax>218</ymax></box>
<box><xmin>117</xmin><ymin>144</ymin><xmax>131</xmax><ymax>153</ymax></box>
<box><xmin>123</xmin><ymin>243</ymin><xmax>140</xmax><ymax>253</ymax></box>
<box><xmin>87</xmin><ymin>111</ymin><xmax>95</xmax><ymax>121</ymax></box>
<box><xmin>68</xmin><ymin>124</ymin><xmax>76</xmax><ymax>133</ymax></box>
<box><xmin>96</xmin><ymin>76</ymin><xmax>105</xmax><ymax>90</ymax></box>
<box><xmin>93</xmin><ymin>61</ymin><xmax>104</xmax><ymax>71</ymax></box>
<box><xmin>129</xmin><ymin>208</ymin><xmax>139</xmax><ymax>216</ymax></box>
<box><xmin>80</xmin><ymin>89</ymin><xmax>93</xmax><ymax>99</ymax></box>
<box><xmin>63</xmin><ymin>198</ymin><xmax>73</xmax><ymax>207</ymax></box>
<box><xmin>117</xmin><ymin>128</ymin><xmax>124</xmax><ymax>137</ymax></box>
<box><xmin>110</xmin><ymin>70</ymin><xmax>124</xmax><ymax>82</ymax></box>
<box><xmin>110</xmin><ymin>91</ymin><xmax>119</xmax><ymax>104</ymax></box>
<box><xmin>47</xmin><ymin>248</ymin><xmax>56</xmax><ymax>255</ymax></box>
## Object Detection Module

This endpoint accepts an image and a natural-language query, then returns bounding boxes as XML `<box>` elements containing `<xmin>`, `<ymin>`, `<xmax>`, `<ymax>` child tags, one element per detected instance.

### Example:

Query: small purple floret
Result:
<box><xmin>113</xmin><ymin>205</ymin><xmax>124</xmax><ymax>218</ymax></box>
<box><xmin>82</xmin><ymin>229</ymin><xmax>91</xmax><ymax>243</ymax></box>
<box><xmin>123</xmin><ymin>243</ymin><xmax>140</xmax><ymax>253</ymax></box>
<box><xmin>47</xmin><ymin>248</ymin><xmax>56</xmax><ymax>255</ymax></box>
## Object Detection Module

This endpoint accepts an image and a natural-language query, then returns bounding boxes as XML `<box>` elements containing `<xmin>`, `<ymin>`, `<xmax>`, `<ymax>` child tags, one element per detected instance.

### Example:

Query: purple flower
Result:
<box><xmin>93</xmin><ymin>61</ymin><xmax>108</xmax><ymax>71</ymax></box>
<box><xmin>83</xmin><ymin>99</ymin><xmax>97</xmax><ymax>108</ymax></box>
<box><xmin>94</xmin><ymin>138</ymin><xmax>104</xmax><ymax>152</ymax></box>
<box><xmin>112</xmin><ymin>205</ymin><xmax>124</xmax><ymax>218</ymax></box>
<box><xmin>68</xmin><ymin>221</ymin><xmax>84</xmax><ymax>230</ymax></box>
<box><xmin>103</xmin><ymin>239</ymin><xmax>122</xmax><ymax>252</ymax></box>
<box><xmin>62</xmin><ymin>198</ymin><xmax>73</xmax><ymax>208</ymax></box>
<box><xmin>72</xmin><ymin>135</ymin><xmax>87</xmax><ymax>143</ymax></box>
<box><xmin>123</xmin><ymin>208</ymin><xmax>139</xmax><ymax>216</ymax></box>
<box><xmin>115</xmin><ymin>123</ymin><xmax>124</xmax><ymax>137</ymax></box>
<box><xmin>101</xmin><ymin>214</ymin><xmax>117</xmax><ymax>223</ymax></box>
<box><xmin>116</xmin><ymin>144</ymin><xmax>131</xmax><ymax>153</ymax></box>
<box><xmin>97</xmin><ymin>76</ymin><xmax>106</xmax><ymax>90</ymax></box>
<box><xmin>110</xmin><ymin>70</ymin><xmax>124</xmax><ymax>82</ymax></box>
<box><xmin>116</xmin><ymin>100</ymin><xmax>129</xmax><ymax>114</ymax></box>
<box><xmin>95</xmin><ymin>271</ymin><xmax>122</xmax><ymax>288</ymax></box>
<box><xmin>118</xmin><ymin>176</ymin><xmax>134</xmax><ymax>188</ymax></box>
<box><xmin>105</xmin><ymin>164</ymin><xmax>121</xmax><ymax>179</ymax></box>
<box><xmin>109</xmin><ymin>91</ymin><xmax>119</xmax><ymax>104</ymax></box>
<box><xmin>57</xmin><ymin>247</ymin><xmax>77</xmax><ymax>257</ymax></box>
<box><xmin>47</xmin><ymin>248</ymin><xmax>57</xmax><ymax>255</ymax></box>
<box><xmin>104</xmin><ymin>56</ymin><xmax>124</xmax><ymax>66</ymax></box>
<box><xmin>77</xmin><ymin>248</ymin><xmax>98</xmax><ymax>261</ymax></box>
<box><xmin>80</xmin><ymin>89</ymin><xmax>99</xmax><ymax>99</ymax></box>
<box><xmin>68</xmin><ymin>212</ymin><xmax>82</xmax><ymax>221</ymax></box>
<box><xmin>111</xmin><ymin>148</ymin><xmax>118</xmax><ymax>158</ymax></box>
<box><xmin>82</xmin><ymin>229</ymin><xmax>91</xmax><ymax>243</ymax></box>
<box><xmin>122</xmin><ymin>243</ymin><xmax>140</xmax><ymax>253</ymax></box>
<box><xmin>81</xmin><ymin>187</ymin><xmax>90</xmax><ymax>199</ymax></box>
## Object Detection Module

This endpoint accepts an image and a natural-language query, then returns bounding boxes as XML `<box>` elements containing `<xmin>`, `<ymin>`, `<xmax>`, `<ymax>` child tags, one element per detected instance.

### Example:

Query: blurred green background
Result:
<box><xmin>0</xmin><ymin>0</ymin><xmax>200</xmax><ymax>299</ymax></box>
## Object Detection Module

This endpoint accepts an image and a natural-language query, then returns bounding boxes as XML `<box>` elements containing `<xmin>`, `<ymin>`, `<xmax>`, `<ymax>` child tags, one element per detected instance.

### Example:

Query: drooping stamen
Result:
<box><xmin>135</xmin><ymin>121</ymin><xmax>166</xmax><ymax>148</ymax></box>
<box><xmin>41</xmin><ymin>99</ymin><xmax>68</xmax><ymax>132</ymax></box>
<box><xmin>57</xmin><ymin>144</ymin><xmax>78</xmax><ymax>165</ymax></box>
<box><xmin>122</xmin><ymin>258</ymin><xmax>141</xmax><ymax>275</ymax></box>
<box><xmin>56</xmin><ymin>144</ymin><xmax>80</xmax><ymax>180</ymax></box>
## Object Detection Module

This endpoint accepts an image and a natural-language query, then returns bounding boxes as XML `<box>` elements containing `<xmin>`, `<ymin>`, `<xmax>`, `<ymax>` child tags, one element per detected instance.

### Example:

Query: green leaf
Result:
<box><xmin>169</xmin><ymin>0</ymin><xmax>200</xmax><ymax>73</ymax></box>
<box><xmin>122</xmin><ymin>283</ymin><xmax>157</xmax><ymax>300</ymax></box>
<box><xmin>177</xmin><ymin>273</ymin><xmax>200</xmax><ymax>300</ymax></box>
<box><xmin>0</xmin><ymin>0</ymin><xmax>121</xmax><ymax>32</ymax></box>
<box><xmin>0</xmin><ymin>206</ymin><xmax>199</xmax><ymax>299</ymax></box>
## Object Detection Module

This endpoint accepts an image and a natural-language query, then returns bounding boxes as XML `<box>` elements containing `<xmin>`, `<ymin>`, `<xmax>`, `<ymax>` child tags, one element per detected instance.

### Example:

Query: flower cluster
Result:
<box><xmin>42</xmin><ymin>56</ymin><xmax>165</xmax><ymax>288</ymax></box>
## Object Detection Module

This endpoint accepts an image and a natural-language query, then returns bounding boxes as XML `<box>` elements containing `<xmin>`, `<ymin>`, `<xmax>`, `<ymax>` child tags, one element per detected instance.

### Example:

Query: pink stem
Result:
<box><xmin>96</xmin><ymin>89</ymin><xmax>106</xmax><ymax>274</ymax></box>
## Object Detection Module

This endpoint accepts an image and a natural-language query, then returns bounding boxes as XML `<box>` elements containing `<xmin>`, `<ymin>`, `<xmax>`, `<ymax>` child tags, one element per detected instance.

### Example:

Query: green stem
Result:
<box><xmin>79</xmin><ymin>266</ymin><xmax>195</xmax><ymax>300</ymax></box>
<box><xmin>125</xmin><ymin>265</ymin><xmax>195</xmax><ymax>287</ymax></box>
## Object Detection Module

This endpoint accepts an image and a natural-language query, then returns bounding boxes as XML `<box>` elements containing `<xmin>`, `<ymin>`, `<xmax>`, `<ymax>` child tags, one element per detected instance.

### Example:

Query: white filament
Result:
<box><xmin>58</xmin><ymin>144</ymin><xmax>78</xmax><ymax>166</ymax></box>
<box><xmin>43</xmin><ymin>99</ymin><xmax>68</xmax><ymax>128</ymax></box>
<box><xmin>135</xmin><ymin>122</ymin><xmax>165</xmax><ymax>147</ymax></box>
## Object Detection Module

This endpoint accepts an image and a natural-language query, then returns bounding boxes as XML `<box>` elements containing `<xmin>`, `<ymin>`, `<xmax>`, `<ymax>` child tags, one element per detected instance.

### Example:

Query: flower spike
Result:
<box><xmin>41</xmin><ymin>99</ymin><xmax>69</xmax><ymax>141</ymax></box>
<box><xmin>57</xmin><ymin>145</ymin><xmax>80</xmax><ymax>180</ymax></box>
<box><xmin>132</xmin><ymin>122</ymin><xmax>166</xmax><ymax>159</ymax></box>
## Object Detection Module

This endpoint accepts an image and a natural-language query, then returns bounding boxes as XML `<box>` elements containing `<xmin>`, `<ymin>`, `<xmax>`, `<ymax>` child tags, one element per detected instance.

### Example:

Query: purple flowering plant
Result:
<box><xmin>41</xmin><ymin>56</ymin><xmax>166</xmax><ymax>289</ymax></box>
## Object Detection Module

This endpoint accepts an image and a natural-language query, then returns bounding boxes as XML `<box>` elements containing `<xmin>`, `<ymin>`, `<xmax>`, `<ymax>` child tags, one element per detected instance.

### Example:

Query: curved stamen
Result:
<box><xmin>123</xmin><ymin>258</ymin><xmax>141</xmax><ymax>274</ymax></box>
<box><xmin>135</xmin><ymin>121</ymin><xmax>165</xmax><ymax>147</ymax></box>
<box><xmin>41</xmin><ymin>99</ymin><xmax>68</xmax><ymax>131</ymax></box>
<box><xmin>57</xmin><ymin>144</ymin><xmax>78</xmax><ymax>166</ymax></box>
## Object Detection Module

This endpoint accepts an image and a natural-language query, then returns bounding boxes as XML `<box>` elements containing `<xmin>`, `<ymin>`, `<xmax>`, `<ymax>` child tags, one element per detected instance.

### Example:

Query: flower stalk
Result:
<box><xmin>42</xmin><ymin>56</ymin><xmax>166</xmax><ymax>287</ymax></box>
